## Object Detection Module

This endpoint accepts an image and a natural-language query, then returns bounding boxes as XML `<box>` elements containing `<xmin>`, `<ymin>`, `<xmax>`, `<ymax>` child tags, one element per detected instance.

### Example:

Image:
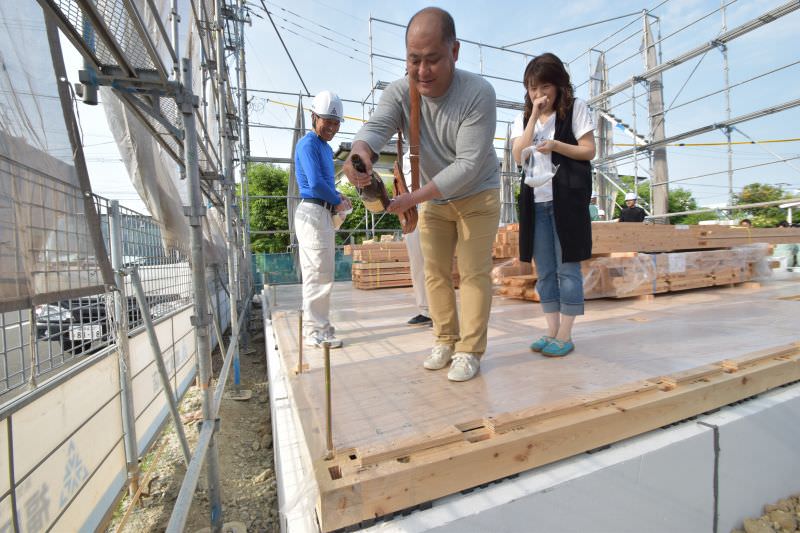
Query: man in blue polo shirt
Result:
<box><xmin>295</xmin><ymin>90</ymin><xmax>351</xmax><ymax>348</ymax></box>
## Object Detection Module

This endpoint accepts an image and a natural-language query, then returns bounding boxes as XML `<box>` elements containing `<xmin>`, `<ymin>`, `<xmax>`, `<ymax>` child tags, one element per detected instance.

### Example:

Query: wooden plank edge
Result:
<box><xmin>356</xmin><ymin>426</ymin><xmax>465</xmax><ymax>468</ymax></box>
<box><xmin>487</xmin><ymin>380</ymin><xmax>657</xmax><ymax>434</ymax></box>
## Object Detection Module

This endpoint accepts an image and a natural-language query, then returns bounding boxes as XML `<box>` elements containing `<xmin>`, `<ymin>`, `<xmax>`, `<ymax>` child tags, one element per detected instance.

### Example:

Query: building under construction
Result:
<box><xmin>1</xmin><ymin>1</ymin><xmax>799</xmax><ymax>532</ymax></box>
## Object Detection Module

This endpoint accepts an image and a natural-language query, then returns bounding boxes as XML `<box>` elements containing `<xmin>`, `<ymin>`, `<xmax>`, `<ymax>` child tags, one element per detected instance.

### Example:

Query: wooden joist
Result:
<box><xmin>348</xmin><ymin>241</ymin><xmax>459</xmax><ymax>289</ymax></box>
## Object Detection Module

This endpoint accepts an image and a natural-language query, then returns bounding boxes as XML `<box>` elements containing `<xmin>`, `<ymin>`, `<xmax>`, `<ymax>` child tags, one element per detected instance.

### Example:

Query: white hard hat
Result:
<box><xmin>591</xmin><ymin>191</ymin><xmax>598</xmax><ymax>199</ymax></box>
<box><xmin>310</xmin><ymin>90</ymin><xmax>344</xmax><ymax>122</ymax></box>
<box><xmin>625</xmin><ymin>192</ymin><xmax>637</xmax><ymax>201</ymax></box>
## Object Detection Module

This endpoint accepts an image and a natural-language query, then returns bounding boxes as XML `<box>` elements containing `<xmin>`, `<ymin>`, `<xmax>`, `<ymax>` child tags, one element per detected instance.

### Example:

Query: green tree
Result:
<box><xmin>667</xmin><ymin>187</ymin><xmax>716</xmax><ymax>225</ymax></box>
<box><xmin>732</xmin><ymin>182</ymin><xmax>787</xmax><ymax>227</ymax></box>
<box><xmin>246</xmin><ymin>164</ymin><xmax>290</xmax><ymax>253</ymax></box>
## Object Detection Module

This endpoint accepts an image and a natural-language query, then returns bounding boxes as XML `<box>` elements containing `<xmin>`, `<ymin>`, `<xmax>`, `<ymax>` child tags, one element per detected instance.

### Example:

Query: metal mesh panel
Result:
<box><xmin>1</xmin><ymin>195</ymin><xmax>193</xmax><ymax>405</ymax></box>
<box><xmin>53</xmin><ymin>0</ymin><xmax>157</xmax><ymax>72</ymax></box>
<box><xmin>111</xmin><ymin>201</ymin><xmax>193</xmax><ymax>330</ymax></box>
<box><xmin>124</xmin><ymin>92</ymin><xmax>184</xmax><ymax>163</ymax></box>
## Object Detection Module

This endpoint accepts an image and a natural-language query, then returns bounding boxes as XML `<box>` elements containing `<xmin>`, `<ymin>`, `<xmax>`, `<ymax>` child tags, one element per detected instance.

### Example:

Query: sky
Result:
<box><xmin>66</xmin><ymin>0</ymin><xmax>800</xmax><ymax>214</ymax></box>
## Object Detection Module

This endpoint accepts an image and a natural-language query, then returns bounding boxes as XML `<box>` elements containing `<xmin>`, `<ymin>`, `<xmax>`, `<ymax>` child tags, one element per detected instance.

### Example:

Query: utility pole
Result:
<box><xmin>592</xmin><ymin>51</ymin><xmax>614</xmax><ymax>219</ymax></box>
<box><xmin>215</xmin><ymin>0</ymin><xmax>241</xmax><ymax>401</ymax></box>
<box><xmin>645</xmin><ymin>13</ymin><xmax>669</xmax><ymax>220</ymax></box>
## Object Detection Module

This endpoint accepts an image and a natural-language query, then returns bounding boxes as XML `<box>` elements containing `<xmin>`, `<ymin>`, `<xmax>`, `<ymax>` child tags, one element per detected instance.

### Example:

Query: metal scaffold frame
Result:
<box><xmin>33</xmin><ymin>0</ymin><xmax>253</xmax><ymax>530</ymax></box>
<box><xmin>242</xmin><ymin>1</ymin><xmax>800</xmax><ymax>257</ymax></box>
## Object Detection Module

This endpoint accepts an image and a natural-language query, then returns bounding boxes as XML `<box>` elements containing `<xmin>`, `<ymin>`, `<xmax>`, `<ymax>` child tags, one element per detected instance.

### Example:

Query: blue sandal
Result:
<box><xmin>541</xmin><ymin>339</ymin><xmax>574</xmax><ymax>357</ymax></box>
<box><xmin>530</xmin><ymin>335</ymin><xmax>553</xmax><ymax>352</ymax></box>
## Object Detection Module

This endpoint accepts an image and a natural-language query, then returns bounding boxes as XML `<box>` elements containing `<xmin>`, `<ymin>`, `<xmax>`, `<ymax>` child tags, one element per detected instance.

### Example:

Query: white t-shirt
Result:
<box><xmin>510</xmin><ymin>98</ymin><xmax>594</xmax><ymax>203</ymax></box>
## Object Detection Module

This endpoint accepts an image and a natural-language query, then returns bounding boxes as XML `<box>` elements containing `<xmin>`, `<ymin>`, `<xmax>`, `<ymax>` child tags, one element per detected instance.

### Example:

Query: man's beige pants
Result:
<box><xmin>419</xmin><ymin>188</ymin><xmax>500</xmax><ymax>357</ymax></box>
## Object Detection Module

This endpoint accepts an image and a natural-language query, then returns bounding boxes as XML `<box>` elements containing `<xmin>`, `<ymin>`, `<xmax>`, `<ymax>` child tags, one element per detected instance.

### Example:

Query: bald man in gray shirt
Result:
<box><xmin>344</xmin><ymin>7</ymin><xmax>500</xmax><ymax>382</ymax></box>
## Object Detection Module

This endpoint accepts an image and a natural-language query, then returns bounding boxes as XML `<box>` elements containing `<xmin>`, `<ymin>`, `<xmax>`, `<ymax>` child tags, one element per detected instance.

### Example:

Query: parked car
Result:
<box><xmin>35</xmin><ymin>293</ymin><xmax>181</xmax><ymax>355</ymax></box>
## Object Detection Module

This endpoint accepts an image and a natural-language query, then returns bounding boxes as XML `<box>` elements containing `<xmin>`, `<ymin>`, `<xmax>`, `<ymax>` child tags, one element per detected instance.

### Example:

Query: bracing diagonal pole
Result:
<box><xmin>129</xmin><ymin>267</ymin><xmax>191</xmax><ymax>464</ymax></box>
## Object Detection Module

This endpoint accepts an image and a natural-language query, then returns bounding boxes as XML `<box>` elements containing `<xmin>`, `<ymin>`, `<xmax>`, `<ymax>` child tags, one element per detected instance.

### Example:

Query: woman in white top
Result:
<box><xmin>511</xmin><ymin>53</ymin><xmax>596</xmax><ymax>357</ymax></box>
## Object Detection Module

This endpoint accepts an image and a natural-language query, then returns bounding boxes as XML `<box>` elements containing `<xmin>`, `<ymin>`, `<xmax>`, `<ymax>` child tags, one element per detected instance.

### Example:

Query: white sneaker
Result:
<box><xmin>423</xmin><ymin>344</ymin><xmax>454</xmax><ymax>370</ymax></box>
<box><xmin>447</xmin><ymin>353</ymin><xmax>480</xmax><ymax>382</ymax></box>
<box><xmin>319</xmin><ymin>331</ymin><xmax>343</xmax><ymax>349</ymax></box>
<box><xmin>304</xmin><ymin>333</ymin><xmax>321</xmax><ymax>347</ymax></box>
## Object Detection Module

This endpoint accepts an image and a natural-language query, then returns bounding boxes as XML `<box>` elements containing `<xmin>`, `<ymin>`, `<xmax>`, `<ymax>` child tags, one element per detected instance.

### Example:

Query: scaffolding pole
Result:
<box><xmin>215</xmin><ymin>0</ymin><xmax>241</xmax><ymax>394</ymax></box>
<box><xmin>591</xmin><ymin>51</ymin><xmax>615</xmax><ymax>219</ymax></box>
<box><xmin>109</xmin><ymin>201</ymin><xmax>140</xmax><ymax>496</ymax></box>
<box><xmin>176</xmin><ymin>56</ymin><xmax>223</xmax><ymax>532</ymax></box>
<box><xmin>721</xmin><ymin>0</ymin><xmax>734</xmax><ymax>204</ymax></box>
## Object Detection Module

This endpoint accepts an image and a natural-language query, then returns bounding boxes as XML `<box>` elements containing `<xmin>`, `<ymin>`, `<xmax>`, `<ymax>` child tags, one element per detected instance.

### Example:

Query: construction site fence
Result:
<box><xmin>0</xmin><ymin>196</ymin><xmax>232</xmax><ymax>532</ymax></box>
<box><xmin>252</xmin><ymin>249</ymin><xmax>353</xmax><ymax>291</ymax></box>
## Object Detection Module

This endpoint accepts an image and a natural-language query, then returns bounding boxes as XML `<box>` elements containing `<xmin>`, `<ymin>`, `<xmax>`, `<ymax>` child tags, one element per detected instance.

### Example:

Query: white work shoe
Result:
<box><xmin>304</xmin><ymin>333</ymin><xmax>321</xmax><ymax>347</ymax></box>
<box><xmin>447</xmin><ymin>353</ymin><xmax>480</xmax><ymax>382</ymax></box>
<box><xmin>304</xmin><ymin>332</ymin><xmax>343</xmax><ymax>349</ymax></box>
<box><xmin>319</xmin><ymin>331</ymin><xmax>343</xmax><ymax>349</ymax></box>
<box><xmin>423</xmin><ymin>344</ymin><xmax>454</xmax><ymax>370</ymax></box>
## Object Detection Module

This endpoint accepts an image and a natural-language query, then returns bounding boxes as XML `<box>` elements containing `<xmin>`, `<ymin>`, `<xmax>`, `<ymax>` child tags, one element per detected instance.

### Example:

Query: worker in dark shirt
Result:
<box><xmin>619</xmin><ymin>191</ymin><xmax>646</xmax><ymax>222</ymax></box>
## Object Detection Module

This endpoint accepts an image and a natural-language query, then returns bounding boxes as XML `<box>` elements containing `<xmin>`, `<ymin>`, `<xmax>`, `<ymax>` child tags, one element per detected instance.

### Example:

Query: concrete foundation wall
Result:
<box><xmin>362</xmin><ymin>384</ymin><xmax>800</xmax><ymax>533</ymax></box>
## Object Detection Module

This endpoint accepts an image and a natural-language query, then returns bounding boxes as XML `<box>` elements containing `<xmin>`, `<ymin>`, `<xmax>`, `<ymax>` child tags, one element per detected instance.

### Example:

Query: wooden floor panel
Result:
<box><xmin>269</xmin><ymin>274</ymin><xmax>800</xmax><ymax>531</ymax></box>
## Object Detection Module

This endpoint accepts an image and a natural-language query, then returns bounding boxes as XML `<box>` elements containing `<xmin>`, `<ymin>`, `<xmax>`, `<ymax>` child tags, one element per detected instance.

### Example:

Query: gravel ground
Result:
<box><xmin>733</xmin><ymin>494</ymin><xmax>800</xmax><ymax>533</ymax></box>
<box><xmin>106</xmin><ymin>311</ymin><xmax>279</xmax><ymax>532</ymax></box>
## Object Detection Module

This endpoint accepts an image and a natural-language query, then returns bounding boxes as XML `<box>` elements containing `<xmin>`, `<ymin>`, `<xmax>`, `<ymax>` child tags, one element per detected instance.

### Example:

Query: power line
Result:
<box><xmin>260</xmin><ymin>0</ymin><xmax>310</xmax><ymax>96</ymax></box>
<box><xmin>657</xmin><ymin>155</ymin><xmax>800</xmax><ymax>187</ymax></box>
<box><xmin>608</xmin><ymin>0</ymin><xmax>739</xmax><ymax>73</ymax></box>
<box><xmin>502</xmin><ymin>11</ymin><xmax>642</xmax><ymax>49</ymax></box>
<box><xmin>568</xmin><ymin>0</ymin><xmax>673</xmax><ymax>66</ymax></box>
<box><xmin>257</xmin><ymin>0</ymin><xmax>394</xmax><ymax>56</ymax></box>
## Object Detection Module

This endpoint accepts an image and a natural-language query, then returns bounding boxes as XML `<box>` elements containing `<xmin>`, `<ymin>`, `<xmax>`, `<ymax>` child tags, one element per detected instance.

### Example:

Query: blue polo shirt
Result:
<box><xmin>295</xmin><ymin>132</ymin><xmax>341</xmax><ymax>206</ymax></box>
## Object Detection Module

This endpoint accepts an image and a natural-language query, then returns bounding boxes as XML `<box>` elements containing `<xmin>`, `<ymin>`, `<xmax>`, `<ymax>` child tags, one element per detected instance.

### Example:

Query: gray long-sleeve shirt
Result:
<box><xmin>354</xmin><ymin>69</ymin><xmax>500</xmax><ymax>203</ymax></box>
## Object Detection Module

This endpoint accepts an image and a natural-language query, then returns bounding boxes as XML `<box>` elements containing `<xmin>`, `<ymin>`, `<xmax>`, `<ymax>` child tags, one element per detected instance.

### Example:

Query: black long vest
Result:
<box><xmin>518</xmin><ymin>102</ymin><xmax>593</xmax><ymax>264</ymax></box>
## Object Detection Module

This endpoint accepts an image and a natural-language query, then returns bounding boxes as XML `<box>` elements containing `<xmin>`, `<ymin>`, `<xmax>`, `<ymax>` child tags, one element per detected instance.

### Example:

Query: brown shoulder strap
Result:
<box><xmin>409</xmin><ymin>78</ymin><xmax>421</xmax><ymax>191</ymax></box>
<box><xmin>396</xmin><ymin>128</ymin><xmax>404</xmax><ymax>173</ymax></box>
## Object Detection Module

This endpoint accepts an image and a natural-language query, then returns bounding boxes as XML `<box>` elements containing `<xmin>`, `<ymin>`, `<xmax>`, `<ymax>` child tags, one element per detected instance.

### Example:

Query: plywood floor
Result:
<box><xmin>269</xmin><ymin>272</ymin><xmax>800</xmax><ymax>462</ymax></box>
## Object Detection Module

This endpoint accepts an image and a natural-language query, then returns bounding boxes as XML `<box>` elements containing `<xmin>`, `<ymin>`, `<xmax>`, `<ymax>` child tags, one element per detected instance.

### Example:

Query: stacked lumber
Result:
<box><xmin>591</xmin><ymin>223</ymin><xmax>800</xmax><ymax>253</ymax></box>
<box><xmin>585</xmin><ymin>246</ymin><xmax>768</xmax><ymax>298</ymax></box>
<box><xmin>346</xmin><ymin>240</ymin><xmax>460</xmax><ymax>290</ymax></box>
<box><xmin>491</xmin><ymin>222</ymin><xmax>800</xmax><ymax>259</ymax></box>
<box><xmin>497</xmin><ymin>274</ymin><xmax>539</xmax><ymax>301</ymax></box>
<box><xmin>345</xmin><ymin>242</ymin><xmax>412</xmax><ymax>289</ymax></box>
<box><xmin>494</xmin><ymin>245</ymin><xmax>771</xmax><ymax>301</ymax></box>
<box><xmin>493</xmin><ymin>223</ymin><xmax>520</xmax><ymax>259</ymax></box>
